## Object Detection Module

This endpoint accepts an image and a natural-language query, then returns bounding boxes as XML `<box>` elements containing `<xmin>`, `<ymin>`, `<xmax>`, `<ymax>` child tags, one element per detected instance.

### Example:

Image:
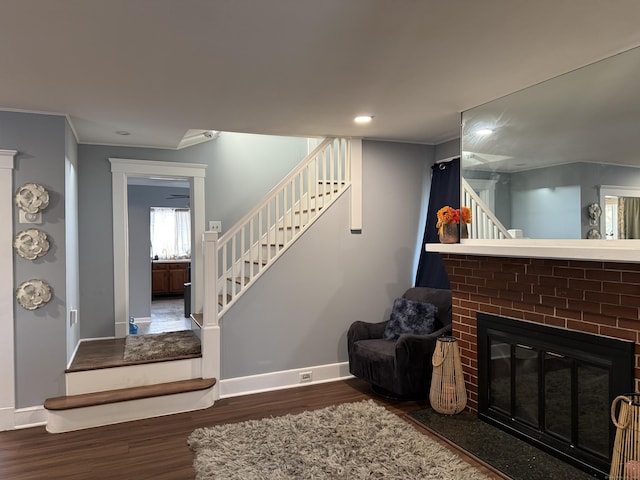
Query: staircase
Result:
<box><xmin>43</xmin><ymin>334</ymin><xmax>215</xmax><ymax>433</ymax></box>
<box><xmin>45</xmin><ymin>137</ymin><xmax>354</xmax><ymax>432</ymax></box>
<box><xmin>207</xmin><ymin>137</ymin><xmax>352</xmax><ymax>320</ymax></box>
<box><xmin>462</xmin><ymin>177</ymin><xmax>512</xmax><ymax>239</ymax></box>
<box><xmin>196</xmin><ymin>137</ymin><xmax>353</xmax><ymax>399</ymax></box>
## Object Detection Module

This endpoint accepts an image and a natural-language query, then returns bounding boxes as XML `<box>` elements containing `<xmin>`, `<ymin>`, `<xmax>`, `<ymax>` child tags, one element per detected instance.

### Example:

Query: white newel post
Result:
<box><xmin>0</xmin><ymin>150</ymin><xmax>16</xmax><ymax>431</ymax></box>
<box><xmin>350</xmin><ymin>138</ymin><xmax>362</xmax><ymax>231</ymax></box>
<box><xmin>202</xmin><ymin>231</ymin><xmax>220</xmax><ymax>399</ymax></box>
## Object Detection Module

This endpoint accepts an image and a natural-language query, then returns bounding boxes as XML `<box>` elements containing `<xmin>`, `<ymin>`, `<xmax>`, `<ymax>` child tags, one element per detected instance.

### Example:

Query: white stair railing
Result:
<box><xmin>462</xmin><ymin>177</ymin><xmax>512</xmax><ymax>239</ymax></box>
<box><xmin>203</xmin><ymin>137</ymin><xmax>351</xmax><ymax>324</ymax></box>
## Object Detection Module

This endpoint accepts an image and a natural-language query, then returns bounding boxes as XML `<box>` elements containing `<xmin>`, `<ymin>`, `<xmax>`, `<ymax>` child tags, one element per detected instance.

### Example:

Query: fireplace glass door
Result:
<box><xmin>478</xmin><ymin>313</ymin><xmax>634</xmax><ymax>478</ymax></box>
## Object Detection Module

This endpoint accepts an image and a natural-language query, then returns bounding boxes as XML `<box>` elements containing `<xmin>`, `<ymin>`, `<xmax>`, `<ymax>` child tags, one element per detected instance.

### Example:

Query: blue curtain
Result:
<box><xmin>415</xmin><ymin>158</ymin><xmax>460</xmax><ymax>289</ymax></box>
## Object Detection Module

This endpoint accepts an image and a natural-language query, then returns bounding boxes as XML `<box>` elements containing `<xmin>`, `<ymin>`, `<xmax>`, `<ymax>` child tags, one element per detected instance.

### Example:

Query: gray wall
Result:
<box><xmin>0</xmin><ymin>111</ymin><xmax>72</xmax><ymax>408</ymax></box>
<box><xmin>434</xmin><ymin>138</ymin><xmax>460</xmax><ymax>161</ymax></box>
<box><xmin>3</xmin><ymin>113</ymin><xmax>436</xmax><ymax>409</ymax></box>
<box><xmin>78</xmin><ymin>133</ymin><xmax>309</xmax><ymax>338</ymax></box>
<box><xmin>128</xmin><ymin>184</ymin><xmax>189</xmax><ymax>318</ymax></box>
<box><xmin>504</xmin><ymin>162</ymin><xmax>640</xmax><ymax>238</ymax></box>
<box><xmin>65</xmin><ymin>122</ymin><xmax>80</xmax><ymax>362</ymax></box>
<box><xmin>220</xmin><ymin>140</ymin><xmax>434</xmax><ymax>378</ymax></box>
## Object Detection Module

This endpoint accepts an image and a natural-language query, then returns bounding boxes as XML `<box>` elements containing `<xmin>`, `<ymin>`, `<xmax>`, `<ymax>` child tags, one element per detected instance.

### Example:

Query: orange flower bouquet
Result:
<box><xmin>436</xmin><ymin>206</ymin><xmax>472</xmax><ymax>236</ymax></box>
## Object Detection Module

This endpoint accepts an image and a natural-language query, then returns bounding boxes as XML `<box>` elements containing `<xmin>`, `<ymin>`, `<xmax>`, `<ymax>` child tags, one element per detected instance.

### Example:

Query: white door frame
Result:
<box><xmin>110</xmin><ymin>159</ymin><xmax>206</xmax><ymax>337</ymax></box>
<box><xmin>0</xmin><ymin>150</ymin><xmax>16</xmax><ymax>430</ymax></box>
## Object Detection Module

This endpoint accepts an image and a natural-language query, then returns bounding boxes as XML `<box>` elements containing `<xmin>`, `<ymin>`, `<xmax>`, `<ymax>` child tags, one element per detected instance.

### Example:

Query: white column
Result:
<box><xmin>0</xmin><ymin>150</ymin><xmax>16</xmax><ymax>430</ymax></box>
<box><xmin>350</xmin><ymin>138</ymin><xmax>363</xmax><ymax>231</ymax></box>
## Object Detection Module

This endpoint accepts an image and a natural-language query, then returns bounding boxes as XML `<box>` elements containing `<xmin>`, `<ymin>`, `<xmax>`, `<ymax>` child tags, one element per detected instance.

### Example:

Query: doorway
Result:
<box><xmin>600</xmin><ymin>185</ymin><xmax>640</xmax><ymax>240</ymax></box>
<box><xmin>147</xmin><ymin>205</ymin><xmax>192</xmax><ymax>334</ymax></box>
<box><xmin>110</xmin><ymin>158</ymin><xmax>207</xmax><ymax>338</ymax></box>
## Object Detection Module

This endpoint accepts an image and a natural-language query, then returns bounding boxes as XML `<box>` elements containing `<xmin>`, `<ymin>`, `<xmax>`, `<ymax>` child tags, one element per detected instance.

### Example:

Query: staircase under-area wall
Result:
<box><xmin>44</xmin><ymin>137</ymin><xmax>357</xmax><ymax>432</ymax></box>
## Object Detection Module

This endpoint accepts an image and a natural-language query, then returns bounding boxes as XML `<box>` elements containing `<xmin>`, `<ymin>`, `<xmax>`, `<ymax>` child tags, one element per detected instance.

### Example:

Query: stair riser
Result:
<box><xmin>46</xmin><ymin>387</ymin><xmax>215</xmax><ymax>433</ymax></box>
<box><xmin>65</xmin><ymin>358</ymin><xmax>202</xmax><ymax>395</ymax></box>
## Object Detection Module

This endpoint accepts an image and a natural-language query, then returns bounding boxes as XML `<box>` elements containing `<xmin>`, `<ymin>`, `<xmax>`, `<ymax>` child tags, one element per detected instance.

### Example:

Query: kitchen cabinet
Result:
<box><xmin>152</xmin><ymin>261</ymin><xmax>190</xmax><ymax>296</ymax></box>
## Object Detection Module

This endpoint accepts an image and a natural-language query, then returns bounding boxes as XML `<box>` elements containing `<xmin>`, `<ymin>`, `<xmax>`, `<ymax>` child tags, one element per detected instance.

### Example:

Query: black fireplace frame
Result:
<box><xmin>477</xmin><ymin>313</ymin><xmax>635</xmax><ymax>479</ymax></box>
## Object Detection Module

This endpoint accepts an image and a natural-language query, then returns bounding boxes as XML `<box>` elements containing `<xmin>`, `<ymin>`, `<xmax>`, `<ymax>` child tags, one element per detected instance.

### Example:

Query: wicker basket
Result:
<box><xmin>610</xmin><ymin>393</ymin><xmax>640</xmax><ymax>480</ymax></box>
<box><xmin>429</xmin><ymin>336</ymin><xmax>467</xmax><ymax>415</ymax></box>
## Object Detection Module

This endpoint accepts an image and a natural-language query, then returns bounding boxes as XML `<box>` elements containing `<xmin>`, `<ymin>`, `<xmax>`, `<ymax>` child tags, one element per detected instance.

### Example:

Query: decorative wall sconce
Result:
<box><xmin>14</xmin><ymin>183</ymin><xmax>49</xmax><ymax>223</ymax></box>
<box><xmin>15</xmin><ymin>279</ymin><xmax>52</xmax><ymax>310</ymax></box>
<box><xmin>14</xmin><ymin>228</ymin><xmax>50</xmax><ymax>260</ymax></box>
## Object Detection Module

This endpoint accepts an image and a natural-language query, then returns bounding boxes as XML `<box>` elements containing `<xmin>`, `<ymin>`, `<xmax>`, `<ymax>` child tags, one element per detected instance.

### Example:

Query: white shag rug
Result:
<box><xmin>188</xmin><ymin>400</ymin><xmax>490</xmax><ymax>479</ymax></box>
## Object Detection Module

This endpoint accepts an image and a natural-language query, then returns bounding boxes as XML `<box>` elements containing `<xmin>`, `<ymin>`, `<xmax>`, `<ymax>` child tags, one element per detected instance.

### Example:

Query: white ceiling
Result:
<box><xmin>2</xmin><ymin>1</ymin><xmax>640</xmax><ymax>149</ymax></box>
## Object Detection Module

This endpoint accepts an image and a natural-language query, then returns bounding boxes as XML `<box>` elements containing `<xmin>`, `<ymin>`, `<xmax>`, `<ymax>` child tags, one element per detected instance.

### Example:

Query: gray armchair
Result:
<box><xmin>347</xmin><ymin>287</ymin><xmax>452</xmax><ymax>398</ymax></box>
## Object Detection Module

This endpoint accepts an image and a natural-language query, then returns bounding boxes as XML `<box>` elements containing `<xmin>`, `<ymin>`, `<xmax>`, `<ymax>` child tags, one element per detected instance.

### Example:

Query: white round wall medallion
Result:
<box><xmin>16</xmin><ymin>279</ymin><xmax>52</xmax><ymax>310</ymax></box>
<box><xmin>587</xmin><ymin>227</ymin><xmax>602</xmax><ymax>239</ymax></box>
<box><xmin>14</xmin><ymin>183</ymin><xmax>50</xmax><ymax>214</ymax></box>
<box><xmin>14</xmin><ymin>228</ymin><xmax>50</xmax><ymax>260</ymax></box>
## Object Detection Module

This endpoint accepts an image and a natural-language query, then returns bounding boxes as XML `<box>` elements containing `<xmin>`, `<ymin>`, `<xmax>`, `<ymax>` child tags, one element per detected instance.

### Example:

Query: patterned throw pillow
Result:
<box><xmin>382</xmin><ymin>297</ymin><xmax>437</xmax><ymax>341</ymax></box>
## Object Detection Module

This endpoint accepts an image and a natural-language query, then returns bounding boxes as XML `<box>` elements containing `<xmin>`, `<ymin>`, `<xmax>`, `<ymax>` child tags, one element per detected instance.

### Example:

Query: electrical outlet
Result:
<box><xmin>209</xmin><ymin>220</ymin><xmax>222</xmax><ymax>233</ymax></box>
<box><xmin>299</xmin><ymin>371</ymin><xmax>312</xmax><ymax>383</ymax></box>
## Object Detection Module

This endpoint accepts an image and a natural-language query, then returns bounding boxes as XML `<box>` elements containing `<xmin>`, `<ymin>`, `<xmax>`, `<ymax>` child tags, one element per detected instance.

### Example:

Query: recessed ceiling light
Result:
<box><xmin>354</xmin><ymin>115</ymin><xmax>374</xmax><ymax>124</ymax></box>
<box><xmin>475</xmin><ymin>128</ymin><xmax>493</xmax><ymax>136</ymax></box>
<box><xmin>116</xmin><ymin>130</ymin><xmax>131</xmax><ymax>136</ymax></box>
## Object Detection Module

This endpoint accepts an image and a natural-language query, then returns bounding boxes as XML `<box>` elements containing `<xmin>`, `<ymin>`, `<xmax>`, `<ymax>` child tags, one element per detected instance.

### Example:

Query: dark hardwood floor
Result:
<box><xmin>0</xmin><ymin>378</ymin><xmax>507</xmax><ymax>480</ymax></box>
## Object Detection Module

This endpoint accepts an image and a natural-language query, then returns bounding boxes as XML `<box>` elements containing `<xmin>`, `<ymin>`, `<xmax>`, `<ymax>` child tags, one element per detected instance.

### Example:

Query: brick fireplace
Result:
<box><xmin>440</xmin><ymin>254</ymin><xmax>640</xmax><ymax>413</ymax></box>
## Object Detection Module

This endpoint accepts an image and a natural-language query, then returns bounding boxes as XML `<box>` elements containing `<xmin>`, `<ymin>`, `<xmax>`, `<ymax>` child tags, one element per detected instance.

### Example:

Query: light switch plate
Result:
<box><xmin>209</xmin><ymin>221</ymin><xmax>222</xmax><ymax>232</ymax></box>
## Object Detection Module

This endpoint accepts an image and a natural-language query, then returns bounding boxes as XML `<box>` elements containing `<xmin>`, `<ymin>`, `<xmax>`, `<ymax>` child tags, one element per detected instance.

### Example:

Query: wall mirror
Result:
<box><xmin>461</xmin><ymin>45</ymin><xmax>640</xmax><ymax>240</ymax></box>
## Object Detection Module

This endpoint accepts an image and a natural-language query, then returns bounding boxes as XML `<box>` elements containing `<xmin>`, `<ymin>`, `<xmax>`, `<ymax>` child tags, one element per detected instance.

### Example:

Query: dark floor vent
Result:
<box><xmin>477</xmin><ymin>313</ymin><xmax>635</xmax><ymax>479</ymax></box>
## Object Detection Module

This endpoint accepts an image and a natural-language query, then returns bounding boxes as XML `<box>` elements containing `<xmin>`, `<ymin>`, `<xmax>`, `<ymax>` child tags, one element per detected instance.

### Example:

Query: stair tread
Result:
<box><xmin>218</xmin><ymin>293</ymin><xmax>232</xmax><ymax>306</ymax></box>
<box><xmin>44</xmin><ymin>378</ymin><xmax>216</xmax><ymax>411</ymax></box>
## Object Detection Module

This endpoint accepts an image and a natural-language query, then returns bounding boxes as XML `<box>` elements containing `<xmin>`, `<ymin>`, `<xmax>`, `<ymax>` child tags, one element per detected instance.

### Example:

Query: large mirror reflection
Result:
<box><xmin>461</xmin><ymin>46</ymin><xmax>640</xmax><ymax>240</ymax></box>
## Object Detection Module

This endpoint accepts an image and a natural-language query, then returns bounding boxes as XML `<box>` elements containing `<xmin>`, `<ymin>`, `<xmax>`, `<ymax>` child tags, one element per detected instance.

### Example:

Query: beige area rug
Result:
<box><xmin>123</xmin><ymin>330</ymin><xmax>201</xmax><ymax>362</ymax></box>
<box><xmin>188</xmin><ymin>400</ymin><xmax>491</xmax><ymax>480</ymax></box>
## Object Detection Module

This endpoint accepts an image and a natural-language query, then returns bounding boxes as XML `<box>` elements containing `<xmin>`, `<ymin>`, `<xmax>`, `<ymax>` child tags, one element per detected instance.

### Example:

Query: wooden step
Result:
<box><xmin>44</xmin><ymin>378</ymin><xmax>216</xmax><ymax>411</ymax></box>
<box><xmin>218</xmin><ymin>293</ymin><xmax>232</xmax><ymax>306</ymax></box>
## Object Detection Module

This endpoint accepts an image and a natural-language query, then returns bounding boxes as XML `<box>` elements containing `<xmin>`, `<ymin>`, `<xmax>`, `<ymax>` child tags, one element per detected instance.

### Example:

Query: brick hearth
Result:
<box><xmin>440</xmin><ymin>254</ymin><xmax>640</xmax><ymax>412</ymax></box>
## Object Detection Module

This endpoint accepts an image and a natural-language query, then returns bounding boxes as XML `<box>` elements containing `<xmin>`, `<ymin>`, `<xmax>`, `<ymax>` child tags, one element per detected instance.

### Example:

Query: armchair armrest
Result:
<box><xmin>394</xmin><ymin>323</ymin><xmax>452</xmax><ymax>365</ymax></box>
<box><xmin>430</xmin><ymin>323</ymin><xmax>452</xmax><ymax>339</ymax></box>
<box><xmin>347</xmin><ymin>320</ymin><xmax>388</xmax><ymax>344</ymax></box>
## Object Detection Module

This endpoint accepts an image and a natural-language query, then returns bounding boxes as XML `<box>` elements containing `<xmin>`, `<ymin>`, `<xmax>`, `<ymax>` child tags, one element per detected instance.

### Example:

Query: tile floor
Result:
<box><xmin>136</xmin><ymin>296</ymin><xmax>191</xmax><ymax>335</ymax></box>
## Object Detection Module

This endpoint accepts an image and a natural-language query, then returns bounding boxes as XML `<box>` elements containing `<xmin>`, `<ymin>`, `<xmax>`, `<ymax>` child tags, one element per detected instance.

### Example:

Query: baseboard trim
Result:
<box><xmin>0</xmin><ymin>406</ymin><xmax>13</xmax><ymax>431</ymax></box>
<box><xmin>3</xmin><ymin>405</ymin><xmax>48</xmax><ymax>430</ymax></box>
<box><xmin>219</xmin><ymin>362</ymin><xmax>352</xmax><ymax>399</ymax></box>
<box><xmin>2</xmin><ymin>363</ymin><xmax>353</xmax><ymax>431</ymax></box>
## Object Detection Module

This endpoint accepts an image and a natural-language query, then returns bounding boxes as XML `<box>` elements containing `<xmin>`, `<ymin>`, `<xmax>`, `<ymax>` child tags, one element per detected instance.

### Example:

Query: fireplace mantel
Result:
<box><xmin>426</xmin><ymin>239</ymin><xmax>640</xmax><ymax>262</ymax></box>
